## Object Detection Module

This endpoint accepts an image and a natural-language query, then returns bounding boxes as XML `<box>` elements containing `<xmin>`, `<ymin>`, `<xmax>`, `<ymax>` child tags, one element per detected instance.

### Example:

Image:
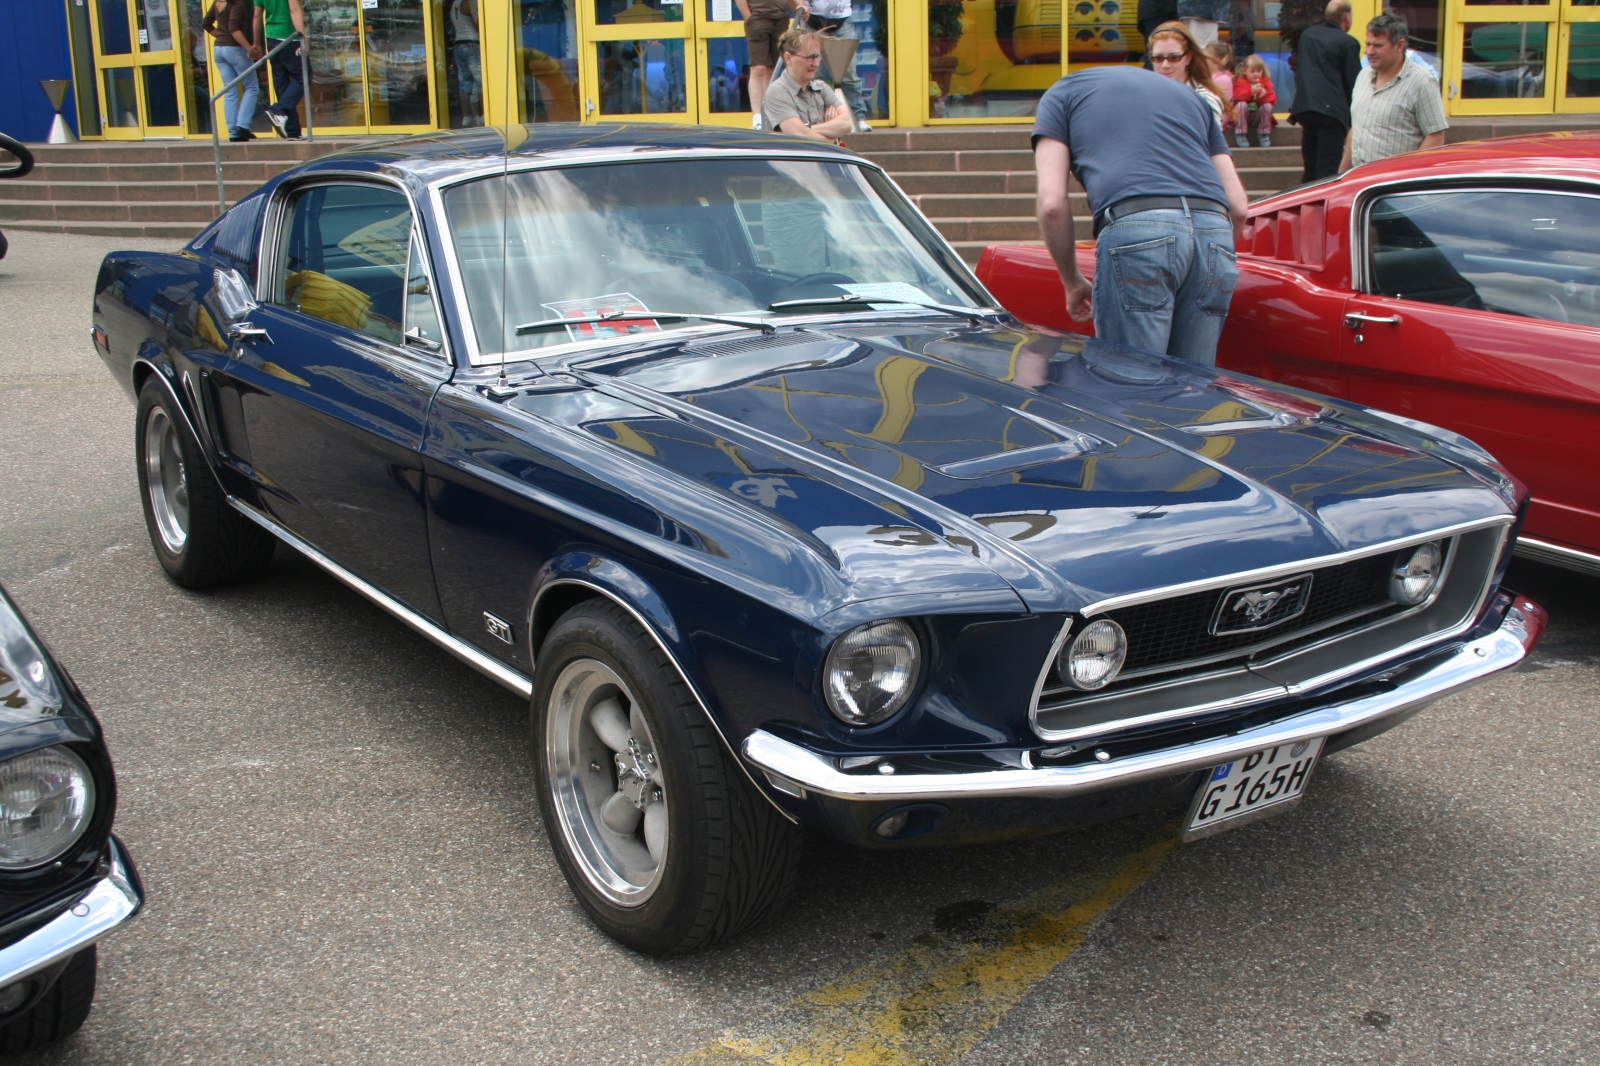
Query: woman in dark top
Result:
<box><xmin>202</xmin><ymin>0</ymin><xmax>260</xmax><ymax>141</ymax></box>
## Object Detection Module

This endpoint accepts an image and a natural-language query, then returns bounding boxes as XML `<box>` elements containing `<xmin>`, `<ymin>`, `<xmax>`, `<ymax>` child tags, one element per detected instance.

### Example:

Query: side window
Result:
<box><xmin>402</xmin><ymin>232</ymin><xmax>445</xmax><ymax>350</ymax></box>
<box><xmin>1367</xmin><ymin>189</ymin><xmax>1600</xmax><ymax>327</ymax></box>
<box><xmin>274</xmin><ymin>183</ymin><xmax>412</xmax><ymax>344</ymax></box>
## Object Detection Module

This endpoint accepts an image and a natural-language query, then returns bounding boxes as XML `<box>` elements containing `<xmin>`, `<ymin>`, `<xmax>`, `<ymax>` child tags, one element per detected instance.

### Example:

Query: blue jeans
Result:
<box><xmin>212</xmin><ymin>44</ymin><xmax>259</xmax><ymax>133</ymax></box>
<box><xmin>1092</xmin><ymin>206</ymin><xmax>1238</xmax><ymax>367</ymax></box>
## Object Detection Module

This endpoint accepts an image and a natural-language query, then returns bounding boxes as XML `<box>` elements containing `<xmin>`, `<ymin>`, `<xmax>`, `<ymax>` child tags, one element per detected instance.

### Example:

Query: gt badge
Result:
<box><xmin>1211</xmin><ymin>574</ymin><xmax>1314</xmax><ymax>635</ymax></box>
<box><xmin>484</xmin><ymin>612</ymin><xmax>514</xmax><ymax>645</ymax></box>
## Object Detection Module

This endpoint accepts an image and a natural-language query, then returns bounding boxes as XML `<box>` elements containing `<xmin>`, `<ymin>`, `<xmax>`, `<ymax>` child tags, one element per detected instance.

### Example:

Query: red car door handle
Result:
<box><xmin>1345</xmin><ymin>313</ymin><xmax>1402</xmax><ymax>328</ymax></box>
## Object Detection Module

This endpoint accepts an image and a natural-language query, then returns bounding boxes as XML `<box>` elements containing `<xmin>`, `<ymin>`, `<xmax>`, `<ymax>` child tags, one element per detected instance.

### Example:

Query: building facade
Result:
<box><xmin>4</xmin><ymin>0</ymin><xmax>1596</xmax><ymax>140</ymax></box>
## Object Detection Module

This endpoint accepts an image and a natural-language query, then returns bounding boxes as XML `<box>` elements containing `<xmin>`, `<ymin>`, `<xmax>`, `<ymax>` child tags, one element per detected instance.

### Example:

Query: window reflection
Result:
<box><xmin>1461</xmin><ymin>21</ymin><xmax>1547</xmax><ymax>97</ymax></box>
<box><xmin>519</xmin><ymin>0</ymin><xmax>580</xmax><ymax>121</ymax></box>
<box><xmin>597</xmin><ymin>39</ymin><xmax>686</xmax><ymax>114</ymax></box>
<box><xmin>365</xmin><ymin>0</ymin><xmax>431</xmax><ymax>125</ymax></box>
<box><xmin>304</xmin><ymin>0</ymin><xmax>368</xmax><ymax>128</ymax></box>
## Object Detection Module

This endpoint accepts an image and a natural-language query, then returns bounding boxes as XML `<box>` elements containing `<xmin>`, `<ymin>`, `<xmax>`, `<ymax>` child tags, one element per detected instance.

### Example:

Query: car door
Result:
<box><xmin>223</xmin><ymin>179</ymin><xmax>454</xmax><ymax>621</ymax></box>
<box><xmin>1341</xmin><ymin>185</ymin><xmax>1600</xmax><ymax>555</ymax></box>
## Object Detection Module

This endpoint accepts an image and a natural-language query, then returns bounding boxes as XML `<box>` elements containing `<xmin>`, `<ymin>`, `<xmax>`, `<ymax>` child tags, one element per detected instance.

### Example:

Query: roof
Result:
<box><xmin>299</xmin><ymin>122</ymin><xmax>858</xmax><ymax>179</ymax></box>
<box><xmin>1344</xmin><ymin>129</ymin><xmax>1600</xmax><ymax>184</ymax></box>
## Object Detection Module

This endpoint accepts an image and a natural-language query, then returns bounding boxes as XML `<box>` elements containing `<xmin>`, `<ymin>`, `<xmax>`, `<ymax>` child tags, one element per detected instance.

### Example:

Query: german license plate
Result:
<box><xmin>1183</xmin><ymin>737</ymin><xmax>1324</xmax><ymax>841</ymax></box>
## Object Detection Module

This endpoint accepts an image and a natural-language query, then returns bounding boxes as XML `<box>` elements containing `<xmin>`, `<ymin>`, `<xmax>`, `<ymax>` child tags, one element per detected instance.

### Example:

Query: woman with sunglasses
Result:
<box><xmin>1146</xmin><ymin>21</ymin><xmax>1235</xmax><ymax>131</ymax></box>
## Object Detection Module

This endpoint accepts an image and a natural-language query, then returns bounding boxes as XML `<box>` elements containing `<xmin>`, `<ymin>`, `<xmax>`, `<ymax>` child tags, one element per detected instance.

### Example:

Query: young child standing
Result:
<box><xmin>1232</xmin><ymin>54</ymin><xmax>1277</xmax><ymax>148</ymax></box>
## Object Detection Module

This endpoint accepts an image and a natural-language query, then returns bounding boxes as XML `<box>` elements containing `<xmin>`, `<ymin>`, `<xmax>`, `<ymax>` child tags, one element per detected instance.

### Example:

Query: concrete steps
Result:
<box><xmin>0</xmin><ymin>138</ymin><xmax>365</xmax><ymax>239</ymax></box>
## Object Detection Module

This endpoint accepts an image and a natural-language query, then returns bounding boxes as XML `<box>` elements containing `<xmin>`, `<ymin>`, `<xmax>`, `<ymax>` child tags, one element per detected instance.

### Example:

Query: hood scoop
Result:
<box><xmin>935</xmin><ymin>406</ymin><xmax>1111</xmax><ymax>479</ymax></box>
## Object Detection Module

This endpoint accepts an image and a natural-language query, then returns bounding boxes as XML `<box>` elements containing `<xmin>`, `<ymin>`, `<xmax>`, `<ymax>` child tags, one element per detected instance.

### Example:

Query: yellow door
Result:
<box><xmin>90</xmin><ymin>0</ymin><xmax>191</xmax><ymax>137</ymax></box>
<box><xmin>579</xmin><ymin>0</ymin><xmax>695</xmax><ymax>121</ymax></box>
<box><xmin>1554</xmin><ymin>0</ymin><xmax>1600</xmax><ymax>112</ymax></box>
<box><xmin>693</xmin><ymin>0</ymin><xmax>754</xmax><ymax>126</ymax></box>
<box><xmin>1445</xmin><ymin>0</ymin><xmax>1558</xmax><ymax>114</ymax></box>
<box><xmin>289</xmin><ymin>0</ymin><xmax>439</xmax><ymax>134</ymax></box>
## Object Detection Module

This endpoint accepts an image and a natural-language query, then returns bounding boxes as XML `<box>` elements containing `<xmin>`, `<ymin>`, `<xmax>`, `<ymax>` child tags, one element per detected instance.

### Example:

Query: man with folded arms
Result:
<box><xmin>761</xmin><ymin>28</ymin><xmax>852</xmax><ymax>144</ymax></box>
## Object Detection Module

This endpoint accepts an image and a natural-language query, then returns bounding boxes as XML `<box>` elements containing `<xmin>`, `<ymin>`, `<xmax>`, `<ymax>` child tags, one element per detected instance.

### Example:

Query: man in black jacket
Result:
<box><xmin>1289</xmin><ymin>0</ymin><xmax>1361</xmax><ymax>182</ymax></box>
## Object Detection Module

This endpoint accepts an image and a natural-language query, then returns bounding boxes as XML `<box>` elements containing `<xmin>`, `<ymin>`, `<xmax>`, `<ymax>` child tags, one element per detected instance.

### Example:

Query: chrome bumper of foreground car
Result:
<box><xmin>744</xmin><ymin>605</ymin><xmax>1542</xmax><ymax>803</ymax></box>
<box><xmin>0</xmin><ymin>839</ymin><xmax>143</xmax><ymax>990</ymax></box>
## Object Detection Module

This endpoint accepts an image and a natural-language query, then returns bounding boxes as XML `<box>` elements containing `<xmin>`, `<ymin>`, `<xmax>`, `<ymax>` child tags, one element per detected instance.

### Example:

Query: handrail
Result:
<box><xmin>210</xmin><ymin>30</ymin><xmax>314</xmax><ymax>213</ymax></box>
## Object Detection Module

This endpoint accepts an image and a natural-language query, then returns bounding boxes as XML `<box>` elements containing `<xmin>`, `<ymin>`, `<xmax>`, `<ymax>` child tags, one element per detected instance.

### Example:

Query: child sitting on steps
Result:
<box><xmin>1232</xmin><ymin>54</ymin><xmax>1277</xmax><ymax>148</ymax></box>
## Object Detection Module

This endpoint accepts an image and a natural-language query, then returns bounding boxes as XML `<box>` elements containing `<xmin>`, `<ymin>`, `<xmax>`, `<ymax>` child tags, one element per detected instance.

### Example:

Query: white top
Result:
<box><xmin>450</xmin><ymin>0</ymin><xmax>479</xmax><ymax>42</ymax></box>
<box><xmin>805</xmin><ymin>0</ymin><xmax>852</xmax><ymax>19</ymax></box>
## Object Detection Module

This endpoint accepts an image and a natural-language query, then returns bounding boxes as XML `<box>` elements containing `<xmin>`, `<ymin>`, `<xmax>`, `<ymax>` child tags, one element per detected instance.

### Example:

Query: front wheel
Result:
<box><xmin>0</xmin><ymin>946</ymin><xmax>96</xmax><ymax>1054</ymax></box>
<box><xmin>531</xmin><ymin>600</ymin><xmax>802</xmax><ymax>954</ymax></box>
<box><xmin>135</xmin><ymin>378</ymin><xmax>276</xmax><ymax>589</ymax></box>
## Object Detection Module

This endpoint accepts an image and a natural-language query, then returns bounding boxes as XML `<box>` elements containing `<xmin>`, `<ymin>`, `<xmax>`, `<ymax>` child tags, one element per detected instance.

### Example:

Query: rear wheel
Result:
<box><xmin>532</xmin><ymin>599</ymin><xmax>802</xmax><ymax>954</ymax></box>
<box><xmin>136</xmin><ymin>378</ymin><xmax>276</xmax><ymax>589</ymax></box>
<box><xmin>0</xmin><ymin>946</ymin><xmax>96</xmax><ymax>1054</ymax></box>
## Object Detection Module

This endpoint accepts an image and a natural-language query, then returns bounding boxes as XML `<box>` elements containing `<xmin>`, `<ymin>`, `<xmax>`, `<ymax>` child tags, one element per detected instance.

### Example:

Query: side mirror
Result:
<box><xmin>214</xmin><ymin>267</ymin><xmax>258</xmax><ymax>322</ymax></box>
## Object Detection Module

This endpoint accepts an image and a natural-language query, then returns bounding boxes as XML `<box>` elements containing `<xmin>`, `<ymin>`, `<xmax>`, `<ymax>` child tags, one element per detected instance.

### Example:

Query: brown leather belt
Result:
<box><xmin>1094</xmin><ymin>195</ymin><xmax>1229</xmax><ymax>237</ymax></box>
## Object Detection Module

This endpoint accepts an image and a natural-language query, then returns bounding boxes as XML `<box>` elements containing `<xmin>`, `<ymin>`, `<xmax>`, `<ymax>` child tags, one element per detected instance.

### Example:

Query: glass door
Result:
<box><xmin>89</xmin><ymin>0</ymin><xmax>190</xmax><ymax>137</ymax></box>
<box><xmin>1446</xmin><ymin>0</ymin><xmax>1558</xmax><ymax>113</ymax></box>
<box><xmin>694</xmin><ymin>0</ymin><xmax>751</xmax><ymax>126</ymax></box>
<box><xmin>299</xmin><ymin>0</ymin><xmax>438</xmax><ymax>134</ymax></box>
<box><xmin>1554</xmin><ymin>0</ymin><xmax>1600</xmax><ymax>111</ymax></box>
<box><xmin>515</xmin><ymin>0</ymin><xmax>583</xmax><ymax>121</ymax></box>
<box><xmin>580</xmin><ymin>0</ymin><xmax>694</xmax><ymax>121</ymax></box>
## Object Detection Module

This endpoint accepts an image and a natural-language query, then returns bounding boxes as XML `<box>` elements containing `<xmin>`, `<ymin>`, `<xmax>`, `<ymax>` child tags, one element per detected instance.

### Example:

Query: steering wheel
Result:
<box><xmin>787</xmin><ymin>272</ymin><xmax>856</xmax><ymax>287</ymax></box>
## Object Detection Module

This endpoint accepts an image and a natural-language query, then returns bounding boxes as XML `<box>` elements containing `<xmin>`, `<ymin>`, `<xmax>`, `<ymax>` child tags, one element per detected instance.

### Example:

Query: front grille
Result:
<box><xmin>1111</xmin><ymin>551</ymin><xmax>1400</xmax><ymax>676</ymax></box>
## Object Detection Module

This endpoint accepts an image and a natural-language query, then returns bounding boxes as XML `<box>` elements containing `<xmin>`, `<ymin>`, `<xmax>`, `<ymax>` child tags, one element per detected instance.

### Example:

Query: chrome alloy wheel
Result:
<box><xmin>143</xmin><ymin>407</ymin><xmax>189</xmax><ymax>554</ymax></box>
<box><xmin>546</xmin><ymin>659</ymin><xmax>668</xmax><ymax>906</ymax></box>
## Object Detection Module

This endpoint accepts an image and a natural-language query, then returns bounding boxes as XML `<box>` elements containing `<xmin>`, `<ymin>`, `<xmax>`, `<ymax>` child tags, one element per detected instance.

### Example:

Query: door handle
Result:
<box><xmin>1344</xmin><ymin>313</ymin><xmax>1401</xmax><ymax>329</ymax></box>
<box><xmin>228</xmin><ymin>321</ymin><xmax>273</xmax><ymax>345</ymax></box>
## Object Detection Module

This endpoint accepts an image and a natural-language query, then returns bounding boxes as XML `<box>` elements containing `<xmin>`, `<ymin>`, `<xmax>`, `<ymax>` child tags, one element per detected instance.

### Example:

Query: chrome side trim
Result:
<box><xmin>746</xmin><ymin>605</ymin><xmax>1538</xmax><ymax>803</ymax></box>
<box><xmin>226</xmin><ymin>498</ymin><xmax>534</xmax><ymax>698</ymax></box>
<box><xmin>1027</xmin><ymin>617</ymin><xmax>1074</xmax><ymax>714</ymax></box>
<box><xmin>0</xmin><ymin>839</ymin><xmax>142</xmax><ymax>990</ymax></box>
<box><xmin>1078</xmin><ymin>516</ymin><xmax>1511</xmax><ymax>618</ymax></box>
<box><xmin>1514</xmin><ymin>536</ymin><xmax>1600</xmax><ymax>579</ymax></box>
<box><xmin>527</xmin><ymin>577</ymin><xmax>800</xmax><ymax>824</ymax></box>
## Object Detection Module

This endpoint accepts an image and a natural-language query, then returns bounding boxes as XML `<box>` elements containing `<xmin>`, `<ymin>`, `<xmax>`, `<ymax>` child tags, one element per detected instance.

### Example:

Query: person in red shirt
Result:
<box><xmin>1232</xmin><ymin>54</ymin><xmax>1277</xmax><ymax>147</ymax></box>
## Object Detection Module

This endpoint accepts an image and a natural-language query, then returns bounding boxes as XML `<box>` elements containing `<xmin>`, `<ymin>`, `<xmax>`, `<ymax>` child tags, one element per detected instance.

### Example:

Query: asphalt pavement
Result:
<box><xmin>0</xmin><ymin>228</ymin><xmax>1595</xmax><ymax>1066</ymax></box>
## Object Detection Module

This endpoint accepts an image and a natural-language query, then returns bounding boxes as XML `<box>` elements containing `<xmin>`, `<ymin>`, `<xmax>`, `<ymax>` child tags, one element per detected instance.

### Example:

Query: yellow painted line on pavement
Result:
<box><xmin>665</xmin><ymin>828</ymin><xmax>1178</xmax><ymax>1066</ymax></box>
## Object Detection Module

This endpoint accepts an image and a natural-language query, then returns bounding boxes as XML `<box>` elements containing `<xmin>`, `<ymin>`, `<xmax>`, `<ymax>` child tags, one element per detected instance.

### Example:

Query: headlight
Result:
<box><xmin>823</xmin><ymin>620</ymin><xmax>921</xmax><ymax>727</ymax></box>
<box><xmin>1390</xmin><ymin>541</ymin><xmax>1443</xmax><ymax>606</ymax></box>
<box><xmin>1058</xmin><ymin>618</ymin><xmax>1128</xmax><ymax>691</ymax></box>
<box><xmin>0</xmin><ymin>747</ymin><xmax>95</xmax><ymax>870</ymax></box>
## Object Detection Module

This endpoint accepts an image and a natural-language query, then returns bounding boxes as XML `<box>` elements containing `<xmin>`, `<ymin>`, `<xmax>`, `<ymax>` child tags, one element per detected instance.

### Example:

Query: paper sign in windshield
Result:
<box><xmin>839</xmin><ymin>282</ymin><xmax>931</xmax><ymax>308</ymax></box>
<box><xmin>540</xmin><ymin>293</ymin><xmax>661</xmax><ymax>342</ymax></box>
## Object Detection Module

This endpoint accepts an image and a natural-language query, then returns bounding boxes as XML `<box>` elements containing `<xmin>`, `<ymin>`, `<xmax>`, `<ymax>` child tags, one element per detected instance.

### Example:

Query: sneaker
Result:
<box><xmin>751</xmin><ymin>113</ymin><xmax>763</xmax><ymax>130</ymax></box>
<box><xmin>1260</xmin><ymin>135</ymin><xmax>1272</xmax><ymax>147</ymax></box>
<box><xmin>855</xmin><ymin>119</ymin><xmax>872</xmax><ymax>132</ymax></box>
<box><xmin>265</xmin><ymin>109</ymin><xmax>290</xmax><ymax>138</ymax></box>
<box><xmin>1235</xmin><ymin>134</ymin><xmax>1248</xmax><ymax>148</ymax></box>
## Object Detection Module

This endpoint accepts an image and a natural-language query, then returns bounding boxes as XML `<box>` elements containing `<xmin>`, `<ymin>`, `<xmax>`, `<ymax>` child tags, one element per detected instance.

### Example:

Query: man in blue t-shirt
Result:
<box><xmin>1033</xmin><ymin>65</ymin><xmax>1249</xmax><ymax>366</ymax></box>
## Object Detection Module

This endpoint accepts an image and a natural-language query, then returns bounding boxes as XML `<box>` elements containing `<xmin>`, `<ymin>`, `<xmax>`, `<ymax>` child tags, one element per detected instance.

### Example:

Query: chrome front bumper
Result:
<box><xmin>744</xmin><ymin>602</ymin><xmax>1543</xmax><ymax>803</ymax></box>
<box><xmin>0</xmin><ymin>838</ymin><xmax>143</xmax><ymax>990</ymax></box>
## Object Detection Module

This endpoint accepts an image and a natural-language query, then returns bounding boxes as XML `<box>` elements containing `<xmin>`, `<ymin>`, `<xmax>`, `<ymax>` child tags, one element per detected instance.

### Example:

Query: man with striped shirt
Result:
<box><xmin>1340</xmin><ymin>11</ymin><xmax>1447</xmax><ymax>172</ymax></box>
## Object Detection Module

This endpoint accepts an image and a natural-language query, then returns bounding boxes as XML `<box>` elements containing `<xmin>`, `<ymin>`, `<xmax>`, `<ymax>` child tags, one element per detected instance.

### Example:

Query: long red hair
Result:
<box><xmin>1148</xmin><ymin>21</ymin><xmax>1236</xmax><ymax>124</ymax></box>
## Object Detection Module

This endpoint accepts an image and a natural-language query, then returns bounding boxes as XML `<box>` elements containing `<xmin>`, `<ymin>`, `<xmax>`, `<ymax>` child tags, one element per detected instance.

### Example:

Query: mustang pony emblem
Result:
<box><xmin>1211</xmin><ymin>575</ymin><xmax>1314</xmax><ymax>635</ymax></box>
<box><xmin>1231</xmin><ymin>585</ymin><xmax>1302</xmax><ymax>624</ymax></box>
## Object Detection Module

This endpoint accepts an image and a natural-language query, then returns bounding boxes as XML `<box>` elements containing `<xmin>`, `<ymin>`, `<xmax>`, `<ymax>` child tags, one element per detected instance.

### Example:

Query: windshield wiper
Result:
<box><xmin>513</xmin><ymin>309</ymin><xmax>775</xmax><ymax>336</ymax></box>
<box><xmin>766</xmin><ymin>294</ymin><xmax>1003</xmax><ymax>324</ymax></box>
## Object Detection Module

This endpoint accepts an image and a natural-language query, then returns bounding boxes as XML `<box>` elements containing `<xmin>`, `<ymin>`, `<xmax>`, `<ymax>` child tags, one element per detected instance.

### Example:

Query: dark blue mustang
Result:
<box><xmin>92</xmin><ymin>124</ymin><xmax>1543</xmax><ymax>954</ymax></box>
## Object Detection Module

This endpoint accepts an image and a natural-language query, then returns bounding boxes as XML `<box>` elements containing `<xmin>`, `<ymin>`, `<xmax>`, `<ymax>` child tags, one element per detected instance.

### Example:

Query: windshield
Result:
<box><xmin>441</xmin><ymin>157</ymin><xmax>985</xmax><ymax>362</ymax></box>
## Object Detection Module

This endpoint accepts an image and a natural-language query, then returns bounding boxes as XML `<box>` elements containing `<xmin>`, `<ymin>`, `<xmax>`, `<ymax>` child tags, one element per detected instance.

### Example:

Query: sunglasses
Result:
<box><xmin>1150</xmin><ymin>52</ymin><xmax>1188</xmax><ymax>63</ymax></box>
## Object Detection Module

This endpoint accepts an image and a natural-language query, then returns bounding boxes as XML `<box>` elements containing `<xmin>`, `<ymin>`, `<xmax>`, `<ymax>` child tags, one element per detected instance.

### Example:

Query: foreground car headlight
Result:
<box><xmin>823</xmin><ymin>620</ymin><xmax>921</xmax><ymax>727</ymax></box>
<box><xmin>0</xmin><ymin>747</ymin><xmax>95</xmax><ymax>870</ymax></box>
<box><xmin>1390</xmin><ymin>541</ymin><xmax>1443</xmax><ymax>606</ymax></box>
<box><xmin>1058</xmin><ymin>618</ymin><xmax>1128</xmax><ymax>691</ymax></box>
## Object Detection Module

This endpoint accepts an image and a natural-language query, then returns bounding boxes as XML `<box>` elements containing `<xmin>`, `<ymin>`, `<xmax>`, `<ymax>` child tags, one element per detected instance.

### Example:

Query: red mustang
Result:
<box><xmin>976</xmin><ymin>132</ymin><xmax>1600</xmax><ymax>578</ymax></box>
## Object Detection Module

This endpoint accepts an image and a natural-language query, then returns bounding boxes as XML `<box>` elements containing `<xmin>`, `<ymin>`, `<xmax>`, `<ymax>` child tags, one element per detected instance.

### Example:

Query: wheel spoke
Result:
<box><xmin>643</xmin><ymin>802</ymin><xmax>667</xmax><ymax>862</ymax></box>
<box><xmin>589</xmin><ymin>697</ymin><xmax>632</xmax><ymax>753</ymax></box>
<box><xmin>601</xmin><ymin>789</ymin><xmax>643</xmax><ymax>835</ymax></box>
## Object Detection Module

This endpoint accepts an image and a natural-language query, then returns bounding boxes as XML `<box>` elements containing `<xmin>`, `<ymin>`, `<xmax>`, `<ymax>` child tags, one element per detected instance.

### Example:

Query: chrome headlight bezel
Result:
<box><xmin>0</xmin><ymin>745</ymin><xmax>97</xmax><ymax>872</ymax></box>
<box><xmin>822</xmin><ymin>619</ymin><xmax>923</xmax><ymax>728</ymax></box>
<box><xmin>1057</xmin><ymin>618</ymin><xmax>1129</xmax><ymax>691</ymax></box>
<box><xmin>1390</xmin><ymin>540</ymin><xmax>1444</xmax><ymax>606</ymax></box>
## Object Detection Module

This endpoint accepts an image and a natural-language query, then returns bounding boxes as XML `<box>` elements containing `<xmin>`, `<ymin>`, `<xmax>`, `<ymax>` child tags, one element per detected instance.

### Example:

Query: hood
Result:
<box><xmin>532</xmin><ymin>324</ymin><xmax>1515</xmax><ymax>614</ymax></box>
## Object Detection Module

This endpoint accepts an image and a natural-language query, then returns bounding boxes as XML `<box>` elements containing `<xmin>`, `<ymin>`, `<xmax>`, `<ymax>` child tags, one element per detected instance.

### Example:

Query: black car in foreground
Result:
<box><xmin>0</xmin><ymin>585</ymin><xmax>141</xmax><ymax>1051</ymax></box>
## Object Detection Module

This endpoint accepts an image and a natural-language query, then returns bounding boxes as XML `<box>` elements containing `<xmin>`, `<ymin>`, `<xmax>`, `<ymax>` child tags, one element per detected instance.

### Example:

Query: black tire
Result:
<box><xmin>136</xmin><ymin>378</ymin><xmax>276</xmax><ymax>589</ymax></box>
<box><xmin>0</xmin><ymin>947</ymin><xmax>96</xmax><ymax>1055</ymax></box>
<box><xmin>531</xmin><ymin>599</ymin><xmax>802</xmax><ymax>955</ymax></box>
